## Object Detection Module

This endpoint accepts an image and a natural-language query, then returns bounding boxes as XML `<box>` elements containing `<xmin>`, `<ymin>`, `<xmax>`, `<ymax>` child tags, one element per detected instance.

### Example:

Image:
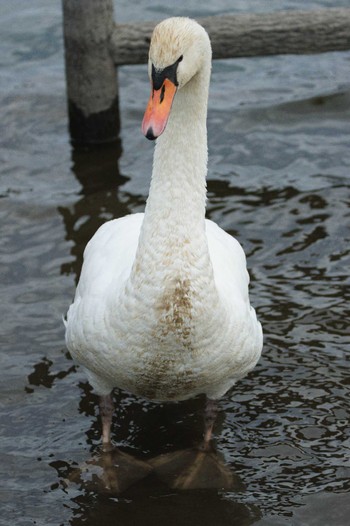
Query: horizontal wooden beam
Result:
<box><xmin>110</xmin><ymin>8</ymin><xmax>350</xmax><ymax>65</ymax></box>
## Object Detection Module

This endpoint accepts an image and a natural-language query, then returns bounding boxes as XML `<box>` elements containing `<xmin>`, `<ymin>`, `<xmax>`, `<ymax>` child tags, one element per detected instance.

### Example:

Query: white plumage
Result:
<box><xmin>66</xmin><ymin>17</ymin><xmax>262</xmax><ymax>410</ymax></box>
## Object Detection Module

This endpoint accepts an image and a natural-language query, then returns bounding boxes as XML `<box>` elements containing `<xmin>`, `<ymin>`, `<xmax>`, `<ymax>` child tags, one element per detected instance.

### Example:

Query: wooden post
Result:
<box><xmin>62</xmin><ymin>0</ymin><xmax>120</xmax><ymax>147</ymax></box>
<box><xmin>61</xmin><ymin>5</ymin><xmax>350</xmax><ymax>146</ymax></box>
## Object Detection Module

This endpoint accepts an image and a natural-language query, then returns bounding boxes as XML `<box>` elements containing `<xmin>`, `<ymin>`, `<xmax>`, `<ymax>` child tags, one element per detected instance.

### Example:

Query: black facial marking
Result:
<box><xmin>152</xmin><ymin>56</ymin><xmax>183</xmax><ymax>90</ymax></box>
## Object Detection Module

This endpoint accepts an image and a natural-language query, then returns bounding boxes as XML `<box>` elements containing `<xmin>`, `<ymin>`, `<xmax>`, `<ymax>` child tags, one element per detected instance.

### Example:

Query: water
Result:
<box><xmin>1</xmin><ymin>1</ymin><xmax>350</xmax><ymax>525</ymax></box>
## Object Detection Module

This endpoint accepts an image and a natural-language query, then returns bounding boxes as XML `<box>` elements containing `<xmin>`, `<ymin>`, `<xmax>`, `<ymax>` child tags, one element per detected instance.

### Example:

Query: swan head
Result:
<box><xmin>142</xmin><ymin>17</ymin><xmax>211</xmax><ymax>140</ymax></box>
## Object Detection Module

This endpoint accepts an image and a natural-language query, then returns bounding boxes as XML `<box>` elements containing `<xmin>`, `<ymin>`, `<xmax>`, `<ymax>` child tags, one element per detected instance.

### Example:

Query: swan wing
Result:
<box><xmin>206</xmin><ymin>219</ymin><xmax>250</xmax><ymax>307</ymax></box>
<box><xmin>206</xmin><ymin>219</ymin><xmax>262</xmax><ymax>386</ymax></box>
<box><xmin>67</xmin><ymin>213</ymin><xmax>144</xmax><ymax>314</ymax></box>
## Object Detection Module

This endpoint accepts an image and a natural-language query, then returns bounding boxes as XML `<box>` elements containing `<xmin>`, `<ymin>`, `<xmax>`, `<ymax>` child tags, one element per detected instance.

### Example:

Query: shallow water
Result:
<box><xmin>1</xmin><ymin>1</ymin><xmax>350</xmax><ymax>525</ymax></box>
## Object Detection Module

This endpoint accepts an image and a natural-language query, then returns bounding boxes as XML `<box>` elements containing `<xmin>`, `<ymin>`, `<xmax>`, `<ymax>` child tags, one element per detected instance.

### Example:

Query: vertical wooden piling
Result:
<box><xmin>62</xmin><ymin>0</ymin><xmax>120</xmax><ymax>147</ymax></box>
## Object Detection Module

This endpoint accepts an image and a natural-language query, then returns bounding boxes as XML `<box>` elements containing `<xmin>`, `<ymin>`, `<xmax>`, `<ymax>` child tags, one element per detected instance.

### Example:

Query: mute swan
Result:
<box><xmin>65</xmin><ymin>17</ymin><xmax>262</xmax><ymax>460</ymax></box>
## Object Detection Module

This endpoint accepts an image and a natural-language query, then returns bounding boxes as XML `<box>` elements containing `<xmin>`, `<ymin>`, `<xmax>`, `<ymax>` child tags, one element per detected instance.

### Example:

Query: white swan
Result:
<box><xmin>65</xmin><ymin>17</ymin><xmax>262</xmax><ymax>451</ymax></box>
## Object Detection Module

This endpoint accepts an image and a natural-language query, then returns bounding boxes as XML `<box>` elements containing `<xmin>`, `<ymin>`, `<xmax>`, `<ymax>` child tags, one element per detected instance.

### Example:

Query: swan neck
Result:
<box><xmin>147</xmin><ymin>67</ymin><xmax>210</xmax><ymax>222</ymax></box>
<box><xmin>130</xmin><ymin>64</ymin><xmax>212</xmax><ymax>288</ymax></box>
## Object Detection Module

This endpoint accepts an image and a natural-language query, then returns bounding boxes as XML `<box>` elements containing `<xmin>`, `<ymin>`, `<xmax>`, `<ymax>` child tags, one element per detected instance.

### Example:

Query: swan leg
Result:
<box><xmin>66</xmin><ymin>392</ymin><xmax>152</xmax><ymax>493</ymax></box>
<box><xmin>149</xmin><ymin>397</ymin><xmax>238</xmax><ymax>490</ymax></box>
<box><xmin>99</xmin><ymin>393</ymin><xmax>114</xmax><ymax>451</ymax></box>
<box><xmin>202</xmin><ymin>397</ymin><xmax>218</xmax><ymax>450</ymax></box>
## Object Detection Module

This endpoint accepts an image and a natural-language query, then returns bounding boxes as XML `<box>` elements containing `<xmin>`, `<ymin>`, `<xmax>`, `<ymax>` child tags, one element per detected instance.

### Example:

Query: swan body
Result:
<box><xmin>66</xmin><ymin>17</ymin><xmax>262</xmax><ymax>405</ymax></box>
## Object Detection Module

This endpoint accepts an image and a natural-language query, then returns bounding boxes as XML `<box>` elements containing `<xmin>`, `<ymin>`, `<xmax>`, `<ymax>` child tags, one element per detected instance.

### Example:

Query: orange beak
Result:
<box><xmin>142</xmin><ymin>78</ymin><xmax>177</xmax><ymax>140</ymax></box>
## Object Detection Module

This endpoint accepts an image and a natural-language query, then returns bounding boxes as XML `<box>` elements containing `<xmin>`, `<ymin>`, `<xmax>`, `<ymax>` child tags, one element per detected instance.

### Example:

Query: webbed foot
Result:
<box><xmin>149</xmin><ymin>446</ymin><xmax>242</xmax><ymax>491</ymax></box>
<box><xmin>67</xmin><ymin>446</ymin><xmax>153</xmax><ymax>493</ymax></box>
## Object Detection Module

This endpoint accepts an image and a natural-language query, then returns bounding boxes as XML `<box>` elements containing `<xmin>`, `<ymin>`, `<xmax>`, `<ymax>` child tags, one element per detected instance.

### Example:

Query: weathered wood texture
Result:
<box><xmin>62</xmin><ymin>5</ymin><xmax>350</xmax><ymax>146</ymax></box>
<box><xmin>62</xmin><ymin>0</ymin><xmax>120</xmax><ymax>146</ymax></box>
<box><xmin>110</xmin><ymin>8</ymin><xmax>350</xmax><ymax>65</ymax></box>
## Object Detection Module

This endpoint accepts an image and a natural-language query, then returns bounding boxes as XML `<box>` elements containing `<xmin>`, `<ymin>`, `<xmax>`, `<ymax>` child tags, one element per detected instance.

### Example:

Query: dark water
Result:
<box><xmin>1</xmin><ymin>1</ymin><xmax>350</xmax><ymax>525</ymax></box>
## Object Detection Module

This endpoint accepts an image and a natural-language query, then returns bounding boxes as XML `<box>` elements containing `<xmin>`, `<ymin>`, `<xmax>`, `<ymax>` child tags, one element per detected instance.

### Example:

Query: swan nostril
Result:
<box><xmin>146</xmin><ymin>127</ymin><xmax>156</xmax><ymax>140</ymax></box>
<box><xmin>160</xmin><ymin>84</ymin><xmax>165</xmax><ymax>104</ymax></box>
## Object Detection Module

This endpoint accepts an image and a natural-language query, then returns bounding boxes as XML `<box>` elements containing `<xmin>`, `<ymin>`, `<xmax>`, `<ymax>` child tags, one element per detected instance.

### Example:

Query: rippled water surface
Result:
<box><xmin>1</xmin><ymin>1</ymin><xmax>350</xmax><ymax>525</ymax></box>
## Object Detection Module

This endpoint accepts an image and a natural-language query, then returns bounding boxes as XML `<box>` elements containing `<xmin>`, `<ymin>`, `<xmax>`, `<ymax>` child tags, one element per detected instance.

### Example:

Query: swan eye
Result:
<box><xmin>178</xmin><ymin>55</ymin><xmax>183</xmax><ymax>63</ymax></box>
